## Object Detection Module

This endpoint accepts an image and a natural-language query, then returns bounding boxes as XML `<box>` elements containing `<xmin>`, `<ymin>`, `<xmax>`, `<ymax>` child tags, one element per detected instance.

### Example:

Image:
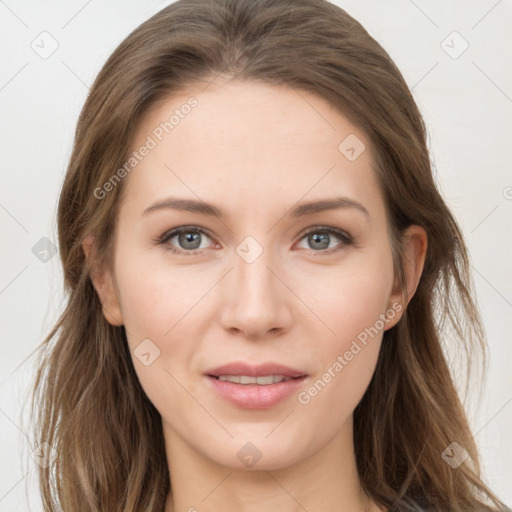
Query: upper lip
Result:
<box><xmin>205</xmin><ymin>362</ymin><xmax>307</xmax><ymax>378</ymax></box>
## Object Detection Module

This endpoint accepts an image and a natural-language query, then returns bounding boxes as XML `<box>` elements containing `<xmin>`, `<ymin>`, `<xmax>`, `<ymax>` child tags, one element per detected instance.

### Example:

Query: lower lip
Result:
<box><xmin>205</xmin><ymin>375</ymin><xmax>307</xmax><ymax>409</ymax></box>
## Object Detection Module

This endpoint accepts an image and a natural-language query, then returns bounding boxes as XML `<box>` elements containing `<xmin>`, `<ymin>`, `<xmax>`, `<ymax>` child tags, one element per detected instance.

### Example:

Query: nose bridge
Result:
<box><xmin>219</xmin><ymin>234</ymin><xmax>292</xmax><ymax>336</ymax></box>
<box><xmin>234</xmin><ymin>234</ymin><xmax>280</xmax><ymax>305</ymax></box>
<box><xmin>237</xmin><ymin>245</ymin><xmax>273</xmax><ymax>294</ymax></box>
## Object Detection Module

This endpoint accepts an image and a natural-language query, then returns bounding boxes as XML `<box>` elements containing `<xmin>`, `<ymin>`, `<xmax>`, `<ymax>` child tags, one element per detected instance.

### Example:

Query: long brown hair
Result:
<box><xmin>30</xmin><ymin>0</ymin><xmax>508</xmax><ymax>510</ymax></box>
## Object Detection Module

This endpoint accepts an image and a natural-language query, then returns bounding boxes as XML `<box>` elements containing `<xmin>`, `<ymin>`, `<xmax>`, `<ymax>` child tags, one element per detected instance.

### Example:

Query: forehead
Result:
<box><xmin>120</xmin><ymin>78</ymin><xmax>383</xmax><ymax>219</ymax></box>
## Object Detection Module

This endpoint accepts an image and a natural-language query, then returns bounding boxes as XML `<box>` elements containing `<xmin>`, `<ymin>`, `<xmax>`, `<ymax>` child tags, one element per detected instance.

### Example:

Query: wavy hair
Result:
<box><xmin>30</xmin><ymin>0</ymin><xmax>508</xmax><ymax>510</ymax></box>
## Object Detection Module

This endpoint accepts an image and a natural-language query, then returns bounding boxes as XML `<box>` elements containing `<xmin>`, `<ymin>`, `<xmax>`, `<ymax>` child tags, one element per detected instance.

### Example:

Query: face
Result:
<box><xmin>94</xmin><ymin>78</ymin><xmax>410</xmax><ymax>471</ymax></box>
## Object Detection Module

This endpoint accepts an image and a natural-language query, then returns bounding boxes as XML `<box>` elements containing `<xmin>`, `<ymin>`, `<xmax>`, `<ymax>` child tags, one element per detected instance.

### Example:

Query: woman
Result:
<box><xmin>31</xmin><ymin>0</ymin><xmax>509</xmax><ymax>510</ymax></box>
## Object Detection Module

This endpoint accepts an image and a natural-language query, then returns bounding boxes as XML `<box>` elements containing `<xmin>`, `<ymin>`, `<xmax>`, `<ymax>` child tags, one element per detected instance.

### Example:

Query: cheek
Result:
<box><xmin>112</xmin><ymin>252</ymin><xmax>214</xmax><ymax>396</ymax></box>
<box><xmin>296</xmin><ymin>289</ymin><xmax>388</xmax><ymax>428</ymax></box>
<box><xmin>114</xmin><ymin>250</ymin><xmax>205</xmax><ymax>342</ymax></box>
<box><xmin>114</xmin><ymin>265</ymin><xmax>197</xmax><ymax>420</ymax></box>
<box><xmin>302</xmin><ymin>250</ymin><xmax>394</xmax><ymax>342</ymax></box>
<box><xmin>296</xmin><ymin>253</ymin><xmax>393</xmax><ymax>408</ymax></box>
<box><xmin>296</xmin><ymin>341</ymin><xmax>380</xmax><ymax>439</ymax></box>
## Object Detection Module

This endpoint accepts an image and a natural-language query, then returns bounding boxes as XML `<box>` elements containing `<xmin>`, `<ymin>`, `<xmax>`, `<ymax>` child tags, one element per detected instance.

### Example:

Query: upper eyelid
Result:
<box><xmin>160</xmin><ymin>225</ymin><xmax>215</xmax><ymax>242</ymax></box>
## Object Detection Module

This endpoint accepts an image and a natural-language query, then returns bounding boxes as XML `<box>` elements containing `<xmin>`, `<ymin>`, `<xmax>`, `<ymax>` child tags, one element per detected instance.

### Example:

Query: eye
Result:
<box><xmin>295</xmin><ymin>226</ymin><xmax>353</xmax><ymax>255</ymax></box>
<box><xmin>156</xmin><ymin>226</ymin><xmax>216</xmax><ymax>255</ymax></box>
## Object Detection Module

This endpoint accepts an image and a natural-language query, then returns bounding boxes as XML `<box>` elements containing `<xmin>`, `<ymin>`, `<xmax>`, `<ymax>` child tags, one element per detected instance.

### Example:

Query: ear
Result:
<box><xmin>82</xmin><ymin>234</ymin><xmax>124</xmax><ymax>326</ymax></box>
<box><xmin>386</xmin><ymin>225</ymin><xmax>428</xmax><ymax>329</ymax></box>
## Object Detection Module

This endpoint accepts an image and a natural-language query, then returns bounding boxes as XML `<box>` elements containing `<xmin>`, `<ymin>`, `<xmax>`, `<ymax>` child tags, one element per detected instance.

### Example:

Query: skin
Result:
<box><xmin>84</xmin><ymin>77</ymin><xmax>427</xmax><ymax>512</ymax></box>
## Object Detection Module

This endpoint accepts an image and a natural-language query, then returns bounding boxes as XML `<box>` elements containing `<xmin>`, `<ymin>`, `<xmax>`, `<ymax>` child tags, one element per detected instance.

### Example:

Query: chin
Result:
<box><xmin>200</xmin><ymin>433</ymin><xmax>315</xmax><ymax>472</ymax></box>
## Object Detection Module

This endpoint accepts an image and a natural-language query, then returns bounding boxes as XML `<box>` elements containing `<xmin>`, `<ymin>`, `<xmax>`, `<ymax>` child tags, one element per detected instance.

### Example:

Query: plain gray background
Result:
<box><xmin>1</xmin><ymin>0</ymin><xmax>511</xmax><ymax>510</ymax></box>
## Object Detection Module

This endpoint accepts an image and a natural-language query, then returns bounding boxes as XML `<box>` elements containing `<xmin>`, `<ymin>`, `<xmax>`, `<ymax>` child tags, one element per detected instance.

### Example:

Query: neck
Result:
<box><xmin>163</xmin><ymin>416</ymin><xmax>383</xmax><ymax>512</ymax></box>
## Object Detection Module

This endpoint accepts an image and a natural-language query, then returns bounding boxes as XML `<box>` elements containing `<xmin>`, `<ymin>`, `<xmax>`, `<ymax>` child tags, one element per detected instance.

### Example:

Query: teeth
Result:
<box><xmin>217</xmin><ymin>375</ymin><xmax>292</xmax><ymax>385</ymax></box>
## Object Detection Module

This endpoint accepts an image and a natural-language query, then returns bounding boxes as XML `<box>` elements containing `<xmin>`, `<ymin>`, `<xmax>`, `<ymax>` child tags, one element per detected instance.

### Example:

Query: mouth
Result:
<box><xmin>203</xmin><ymin>362</ymin><xmax>308</xmax><ymax>409</ymax></box>
<box><xmin>207</xmin><ymin>374</ymin><xmax>304</xmax><ymax>384</ymax></box>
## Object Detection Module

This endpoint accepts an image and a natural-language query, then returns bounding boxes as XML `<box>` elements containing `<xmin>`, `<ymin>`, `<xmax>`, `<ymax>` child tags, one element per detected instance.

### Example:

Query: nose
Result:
<box><xmin>219</xmin><ymin>240</ymin><xmax>294</xmax><ymax>340</ymax></box>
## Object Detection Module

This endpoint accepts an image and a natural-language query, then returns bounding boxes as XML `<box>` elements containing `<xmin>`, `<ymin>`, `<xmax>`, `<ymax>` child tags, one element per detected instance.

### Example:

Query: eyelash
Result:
<box><xmin>154</xmin><ymin>225</ymin><xmax>354</xmax><ymax>257</ymax></box>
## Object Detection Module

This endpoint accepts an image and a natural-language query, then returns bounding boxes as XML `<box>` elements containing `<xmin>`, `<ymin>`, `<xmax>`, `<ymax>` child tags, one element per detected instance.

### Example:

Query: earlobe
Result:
<box><xmin>385</xmin><ymin>225</ymin><xmax>428</xmax><ymax>329</ymax></box>
<box><xmin>82</xmin><ymin>234</ymin><xmax>124</xmax><ymax>326</ymax></box>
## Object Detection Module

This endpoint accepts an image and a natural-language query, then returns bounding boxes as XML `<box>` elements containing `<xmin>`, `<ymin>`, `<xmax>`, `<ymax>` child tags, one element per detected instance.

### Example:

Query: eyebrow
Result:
<box><xmin>143</xmin><ymin>196</ymin><xmax>370</xmax><ymax>219</ymax></box>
